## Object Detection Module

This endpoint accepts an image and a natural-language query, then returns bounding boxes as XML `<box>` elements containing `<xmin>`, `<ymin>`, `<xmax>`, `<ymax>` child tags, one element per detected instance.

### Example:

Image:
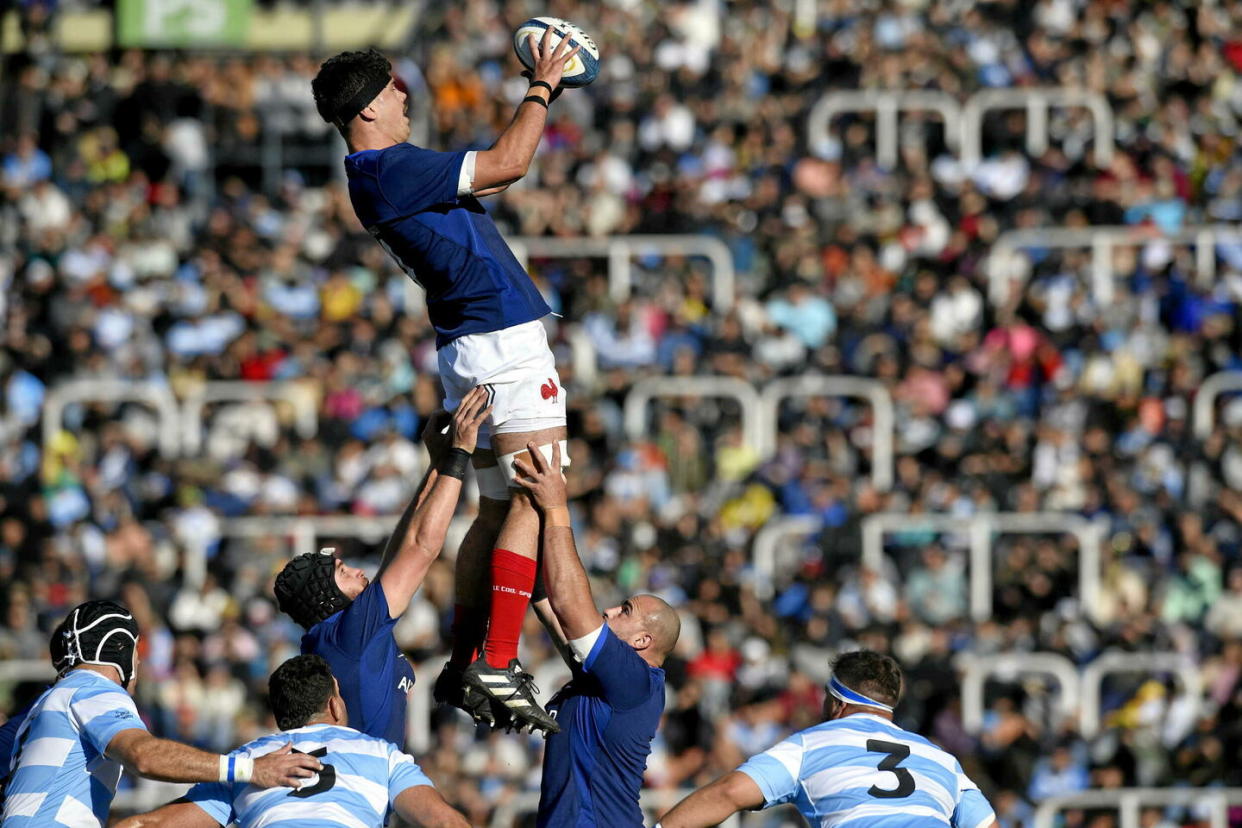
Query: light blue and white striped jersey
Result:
<box><xmin>185</xmin><ymin>723</ymin><xmax>434</xmax><ymax>828</ymax></box>
<box><xmin>2</xmin><ymin>669</ymin><xmax>148</xmax><ymax>827</ymax></box>
<box><xmin>738</xmin><ymin>713</ymin><xmax>995</xmax><ymax>828</ymax></box>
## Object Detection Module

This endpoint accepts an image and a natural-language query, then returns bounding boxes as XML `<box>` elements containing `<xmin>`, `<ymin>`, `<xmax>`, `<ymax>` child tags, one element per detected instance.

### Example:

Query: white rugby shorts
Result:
<box><xmin>438</xmin><ymin>319</ymin><xmax>567</xmax><ymax>449</ymax></box>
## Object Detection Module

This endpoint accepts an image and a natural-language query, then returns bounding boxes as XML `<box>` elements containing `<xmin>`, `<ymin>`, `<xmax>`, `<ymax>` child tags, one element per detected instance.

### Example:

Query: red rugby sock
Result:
<box><xmin>483</xmin><ymin>549</ymin><xmax>537</xmax><ymax>668</ymax></box>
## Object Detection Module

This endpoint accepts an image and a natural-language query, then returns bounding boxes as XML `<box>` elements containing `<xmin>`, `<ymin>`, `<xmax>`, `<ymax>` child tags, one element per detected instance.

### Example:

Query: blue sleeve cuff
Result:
<box><xmin>737</xmin><ymin>753</ymin><xmax>797</xmax><ymax>808</ymax></box>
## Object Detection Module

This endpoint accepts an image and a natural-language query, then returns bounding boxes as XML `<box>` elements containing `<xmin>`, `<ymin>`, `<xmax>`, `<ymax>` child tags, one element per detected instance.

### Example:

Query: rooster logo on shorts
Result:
<box><xmin>541</xmin><ymin>378</ymin><xmax>559</xmax><ymax>403</ymax></box>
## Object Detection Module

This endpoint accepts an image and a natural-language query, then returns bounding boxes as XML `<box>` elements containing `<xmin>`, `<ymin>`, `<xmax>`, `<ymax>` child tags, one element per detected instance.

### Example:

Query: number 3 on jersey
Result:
<box><xmin>288</xmin><ymin>747</ymin><xmax>337</xmax><ymax>799</ymax></box>
<box><xmin>865</xmin><ymin>739</ymin><xmax>915</xmax><ymax>798</ymax></box>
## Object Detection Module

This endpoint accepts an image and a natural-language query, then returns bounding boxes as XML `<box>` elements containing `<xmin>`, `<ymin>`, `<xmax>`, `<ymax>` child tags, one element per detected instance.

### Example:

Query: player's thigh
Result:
<box><xmin>490</xmin><ymin>425</ymin><xmax>568</xmax><ymax>458</ymax></box>
<box><xmin>440</xmin><ymin>321</ymin><xmax>566</xmax><ymax>450</ymax></box>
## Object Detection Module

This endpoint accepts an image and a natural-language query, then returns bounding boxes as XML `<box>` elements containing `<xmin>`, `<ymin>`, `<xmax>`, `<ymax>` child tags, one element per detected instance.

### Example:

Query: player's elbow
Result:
<box><xmin>129</xmin><ymin>745</ymin><xmax>159</xmax><ymax>778</ymax></box>
<box><xmin>430</xmin><ymin>812</ymin><xmax>470</xmax><ymax>828</ymax></box>
<box><xmin>721</xmin><ymin>770</ymin><xmax>765</xmax><ymax>811</ymax></box>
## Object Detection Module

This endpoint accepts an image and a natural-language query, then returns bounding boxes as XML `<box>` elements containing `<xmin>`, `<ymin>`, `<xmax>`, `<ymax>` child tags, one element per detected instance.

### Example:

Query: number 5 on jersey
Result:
<box><xmin>288</xmin><ymin>747</ymin><xmax>337</xmax><ymax>798</ymax></box>
<box><xmin>865</xmin><ymin>739</ymin><xmax>915</xmax><ymax>798</ymax></box>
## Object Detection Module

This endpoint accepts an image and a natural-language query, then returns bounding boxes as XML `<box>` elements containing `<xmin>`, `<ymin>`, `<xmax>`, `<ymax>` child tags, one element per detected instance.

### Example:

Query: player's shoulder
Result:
<box><xmin>277</xmin><ymin>724</ymin><xmax>394</xmax><ymax>756</ymax></box>
<box><xmin>65</xmin><ymin>671</ymin><xmax>130</xmax><ymax>704</ymax></box>
<box><xmin>813</xmin><ymin>714</ymin><xmax>935</xmax><ymax>747</ymax></box>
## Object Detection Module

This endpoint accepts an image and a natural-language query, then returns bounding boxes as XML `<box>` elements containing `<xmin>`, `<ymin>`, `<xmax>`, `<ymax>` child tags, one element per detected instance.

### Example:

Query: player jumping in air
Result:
<box><xmin>310</xmin><ymin>31</ymin><xmax>581</xmax><ymax>734</ymax></box>
<box><xmin>658</xmin><ymin>651</ymin><xmax>997</xmax><ymax>828</ymax></box>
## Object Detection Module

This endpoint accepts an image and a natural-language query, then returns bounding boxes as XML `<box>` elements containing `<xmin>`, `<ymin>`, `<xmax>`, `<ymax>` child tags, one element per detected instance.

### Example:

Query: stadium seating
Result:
<box><xmin>2</xmin><ymin>0</ymin><xmax>1242</xmax><ymax>825</ymax></box>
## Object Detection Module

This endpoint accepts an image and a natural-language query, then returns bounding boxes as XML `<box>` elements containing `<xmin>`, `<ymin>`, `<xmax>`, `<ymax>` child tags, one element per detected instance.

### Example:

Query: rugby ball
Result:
<box><xmin>513</xmin><ymin>17</ymin><xmax>600</xmax><ymax>88</ymax></box>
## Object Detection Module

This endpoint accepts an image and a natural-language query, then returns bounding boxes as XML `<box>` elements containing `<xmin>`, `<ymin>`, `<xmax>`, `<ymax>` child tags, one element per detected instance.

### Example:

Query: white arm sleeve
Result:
<box><xmin>568</xmin><ymin>625</ymin><xmax>604</xmax><ymax>663</ymax></box>
<box><xmin>456</xmin><ymin>151</ymin><xmax>477</xmax><ymax>195</ymax></box>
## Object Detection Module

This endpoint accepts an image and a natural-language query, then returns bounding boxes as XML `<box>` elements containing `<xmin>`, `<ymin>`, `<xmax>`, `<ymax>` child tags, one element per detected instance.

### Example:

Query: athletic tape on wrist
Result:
<box><xmin>439</xmin><ymin>447</ymin><xmax>471</xmax><ymax>480</ymax></box>
<box><xmin>234</xmin><ymin>756</ymin><xmax>253</xmax><ymax>784</ymax></box>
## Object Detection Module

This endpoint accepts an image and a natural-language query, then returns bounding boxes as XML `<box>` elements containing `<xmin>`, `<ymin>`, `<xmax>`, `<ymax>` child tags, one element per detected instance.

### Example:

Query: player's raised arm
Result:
<box><xmin>377</xmin><ymin>387</ymin><xmax>491</xmax><ymax>618</ymax></box>
<box><xmin>470</xmin><ymin>27</ymin><xmax>580</xmax><ymax>194</ymax></box>
<box><xmin>512</xmin><ymin>441</ymin><xmax>599</xmax><ymax>637</ymax></box>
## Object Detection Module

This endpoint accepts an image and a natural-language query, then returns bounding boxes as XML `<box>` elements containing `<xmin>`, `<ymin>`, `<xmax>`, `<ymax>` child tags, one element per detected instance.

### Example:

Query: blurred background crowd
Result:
<box><xmin>3</xmin><ymin>0</ymin><xmax>1242</xmax><ymax>825</ymax></box>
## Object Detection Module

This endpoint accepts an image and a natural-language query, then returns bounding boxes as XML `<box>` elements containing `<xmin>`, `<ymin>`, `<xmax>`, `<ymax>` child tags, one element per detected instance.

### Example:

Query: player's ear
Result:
<box><xmin>328</xmin><ymin>692</ymin><xmax>348</xmax><ymax>726</ymax></box>
<box><xmin>633</xmin><ymin>631</ymin><xmax>652</xmax><ymax>651</ymax></box>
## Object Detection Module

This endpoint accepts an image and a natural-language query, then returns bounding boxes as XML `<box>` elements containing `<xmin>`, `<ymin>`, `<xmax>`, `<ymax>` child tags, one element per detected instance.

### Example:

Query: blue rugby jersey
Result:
<box><xmin>184</xmin><ymin>723</ymin><xmax>434</xmax><ymax>828</ymax></box>
<box><xmin>538</xmin><ymin>625</ymin><xmax>665</xmax><ymax>828</ymax></box>
<box><xmin>1</xmin><ymin>670</ymin><xmax>147</xmax><ymax>827</ymax></box>
<box><xmin>738</xmin><ymin>713</ymin><xmax>995</xmax><ymax>828</ymax></box>
<box><xmin>345</xmin><ymin>143</ymin><xmax>551</xmax><ymax>348</ymax></box>
<box><xmin>301</xmin><ymin>580</ymin><xmax>415</xmax><ymax>746</ymax></box>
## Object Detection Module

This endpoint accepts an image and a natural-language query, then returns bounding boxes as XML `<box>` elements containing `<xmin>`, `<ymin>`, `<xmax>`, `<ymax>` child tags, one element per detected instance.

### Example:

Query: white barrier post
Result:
<box><xmin>1194</xmin><ymin>372</ymin><xmax>1242</xmax><ymax>440</ymax></box>
<box><xmin>758</xmin><ymin>375</ymin><xmax>895</xmax><ymax>491</ymax></box>
<box><xmin>42</xmin><ymin>380</ymin><xmax>181</xmax><ymax>458</ymax></box>
<box><xmin>806</xmin><ymin>90</ymin><xmax>962</xmax><ymax>169</ymax></box>
<box><xmin>957</xmin><ymin>652</ymin><xmax>1079</xmax><ymax>734</ymax></box>
<box><xmin>623</xmin><ymin>376</ymin><xmax>763</xmax><ymax>452</ymax></box>
<box><xmin>181</xmin><ymin>381</ymin><xmax>319</xmax><ymax>456</ymax></box>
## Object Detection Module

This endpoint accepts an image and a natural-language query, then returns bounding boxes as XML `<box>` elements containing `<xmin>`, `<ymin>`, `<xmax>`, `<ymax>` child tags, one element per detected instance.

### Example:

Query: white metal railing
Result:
<box><xmin>807</xmin><ymin>88</ymin><xmax>1114</xmax><ymax>172</ymax></box>
<box><xmin>807</xmin><ymin>90</ymin><xmax>962</xmax><ymax>169</ymax></box>
<box><xmin>958</xmin><ymin>652</ymin><xmax>1079</xmax><ymax>734</ymax></box>
<box><xmin>860</xmin><ymin>512</ymin><xmax>1106</xmax><ymax>623</ymax></box>
<box><xmin>506</xmin><ymin>235</ymin><xmax>736</xmax><ymax>309</ymax></box>
<box><xmin>623</xmin><ymin>376</ymin><xmax>764</xmax><ymax>452</ymax></box>
<box><xmin>752</xmin><ymin>516</ymin><xmax>823</xmax><ymax>600</ymax></box>
<box><xmin>42</xmin><ymin>380</ymin><xmax>181</xmax><ymax>458</ymax></box>
<box><xmin>961</xmin><ymin>87</ymin><xmax>1115</xmax><ymax>168</ymax></box>
<box><xmin>1194</xmin><ymin>371</ymin><xmax>1242</xmax><ymax>440</ymax></box>
<box><xmin>758</xmin><ymin>375</ymin><xmax>894</xmax><ymax>490</ymax></box>
<box><xmin>489</xmin><ymin>788</ymin><xmax>740</xmax><ymax>828</ymax></box>
<box><xmin>182</xmin><ymin>381</ymin><xmax>318</xmax><ymax>455</ymax></box>
<box><xmin>989</xmin><ymin>224</ymin><xmax>1242</xmax><ymax>306</ymax></box>
<box><xmin>1080</xmin><ymin>651</ymin><xmax>1201</xmax><ymax>739</ymax></box>
<box><xmin>1032</xmin><ymin>788</ymin><xmax>1241</xmax><ymax>828</ymax></box>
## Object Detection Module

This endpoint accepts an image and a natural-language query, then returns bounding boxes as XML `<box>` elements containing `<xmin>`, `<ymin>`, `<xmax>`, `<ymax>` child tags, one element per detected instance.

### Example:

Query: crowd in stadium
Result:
<box><xmin>3</xmin><ymin>0</ymin><xmax>1242</xmax><ymax>824</ymax></box>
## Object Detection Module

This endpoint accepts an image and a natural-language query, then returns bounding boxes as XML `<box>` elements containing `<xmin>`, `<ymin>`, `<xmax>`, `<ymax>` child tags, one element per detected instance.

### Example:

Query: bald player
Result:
<box><xmin>513</xmin><ymin>442</ymin><xmax>680</xmax><ymax>828</ymax></box>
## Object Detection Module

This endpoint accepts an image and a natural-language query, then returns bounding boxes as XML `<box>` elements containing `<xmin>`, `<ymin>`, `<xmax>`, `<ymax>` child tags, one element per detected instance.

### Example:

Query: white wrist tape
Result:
<box><xmin>219</xmin><ymin>754</ymin><xmax>254</xmax><ymax>784</ymax></box>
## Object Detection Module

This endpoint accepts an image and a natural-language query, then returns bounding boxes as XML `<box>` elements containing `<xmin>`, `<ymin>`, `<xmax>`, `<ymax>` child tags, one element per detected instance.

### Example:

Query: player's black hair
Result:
<box><xmin>311</xmin><ymin>48</ymin><xmax>392</xmax><ymax>130</ymax></box>
<box><xmin>269</xmin><ymin>654</ymin><xmax>337</xmax><ymax>730</ymax></box>
<box><xmin>831</xmin><ymin>650</ymin><xmax>903</xmax><ymax>707</ymax></box>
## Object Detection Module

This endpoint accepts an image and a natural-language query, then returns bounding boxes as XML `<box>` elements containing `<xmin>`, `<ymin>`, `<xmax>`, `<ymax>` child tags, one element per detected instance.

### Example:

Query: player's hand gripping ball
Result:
<box><xmin>513</xmin><ymin>17</ymin><xmax>600</xmax><ymax>88</ymax></box>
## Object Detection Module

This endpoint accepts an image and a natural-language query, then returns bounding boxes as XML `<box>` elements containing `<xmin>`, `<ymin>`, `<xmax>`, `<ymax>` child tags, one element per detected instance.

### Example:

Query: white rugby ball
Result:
<box><xmin>513</xmin><ymin>17</ymin><xmax>600</xmax><ymax>88</ymax></box>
